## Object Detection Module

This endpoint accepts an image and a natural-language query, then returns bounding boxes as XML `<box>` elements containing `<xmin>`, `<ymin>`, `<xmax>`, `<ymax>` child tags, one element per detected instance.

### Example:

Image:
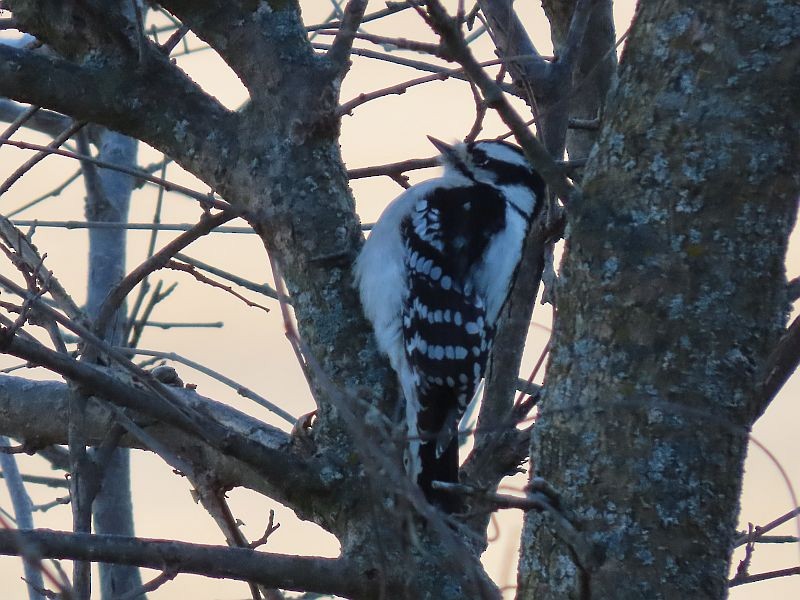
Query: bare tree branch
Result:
<box><xmin>306</xmin><ymin>0</ymin><xmax>423</xmax><ymax>32</ymax></box>
<box><xmin>0</xmin><ymin>138</ymin><xmax>229</xmax><ymax>208</ymax></box>
<box><xmin>557</xmin><ymin>0</ymin><xmax>598</xmax><ymax>75</ymax></box>
<box><xmin>327</xmin><ymin>0</ymin><xmax>369</xmax><ymax>73</ymax></box>
<box><xmin>729</xmin><ymin>566</ymin><xmax>800</xmax><ymax>588</ymax></box>
<box><xmin>477</xmin><ymin>0</ymin><xmax>551</xmax><ymax>83</ymax></box>
<box><xmin>120</xmin><ymin>347</ymin><xmax>295</xmax><ymax>424</ymax></box>
<box><xmin>0</xmin><ymin>214</ymin><xmax>83</xmax><ymax>319</ymax></box>
<box><xmin>0</xmin><ymin>42</ymin><xmax>238</xmax><ymax>189</ymax></box>
<box><xmin>0</xmin><ymin>102</ymin><xmax>39</xmax><ymax>138</ymax></box>
<box><xmin>754</xmin><ymin>313</ymin><xmax>800</xmax><ymax>419</ymax></box>
<box><xmin>0</xmin><ymin>335</ymin><xmax>334</xmax><ymax>518</ymax></box>
<box><xmin>0</xmin><ymin>370</ymin><xmax>336</xmax><ymax>531</ymax></box>
<box><xmin>735</xmin><ymin>506</ymin><xmax>800</xmax><ymax>547</ymax></box>
<box><xmin>0</xmin><ymin>120</ymin><xmax>85</xmax><ymax>198</ymax></box>
<box><xmin>0</xmin><ymin>529</ymin><xmax>365</xmax><ymax>598</ymax></box>
<box><xmin>94</xmin><ymin>210</ymin><xmax>236</xmax><ymax>338</ymax></box>
<box><xmin>164</xmin><ymin>259</ymin><xmax>271</xmax><ymax>314</ymax></box>
<box><xmin>7</xmin><ymin>220</ymin><xmax>252</xmax><ymax>234</ymax></box>
<box><xmin>347</xmin><ymin>155</ymin><xmax>439</xmax><ymax>181</ymax></box>
<box><xmin>173</xmin><ymin>252</ymin><xmax>279</xmax><ymax>299</ymax></box>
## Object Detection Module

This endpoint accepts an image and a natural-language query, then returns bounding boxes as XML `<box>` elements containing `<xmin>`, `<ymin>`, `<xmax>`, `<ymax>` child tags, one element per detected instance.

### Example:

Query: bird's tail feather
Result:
<box><xmin>418</xmin><ymin>433</ymin><xmax>461</xmax><ymax>513</ymax></box>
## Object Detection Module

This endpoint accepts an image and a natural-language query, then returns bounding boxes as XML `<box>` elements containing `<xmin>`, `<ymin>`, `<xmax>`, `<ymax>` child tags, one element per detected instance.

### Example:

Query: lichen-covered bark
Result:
<box><xmin>518</xmin><ymin>2</ymin><xmax>800</xmax><ymax>599</ymax></box>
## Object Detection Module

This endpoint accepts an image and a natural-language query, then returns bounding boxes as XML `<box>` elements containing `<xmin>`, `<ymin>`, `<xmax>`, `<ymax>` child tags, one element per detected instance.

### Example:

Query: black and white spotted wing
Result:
<box><xmin>400</xmin><ymin>184</ymin><xmax>506</xmax><ymax>464</ymax></box>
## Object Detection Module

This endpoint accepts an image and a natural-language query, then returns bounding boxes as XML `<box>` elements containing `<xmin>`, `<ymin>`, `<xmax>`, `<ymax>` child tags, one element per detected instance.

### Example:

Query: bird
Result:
<box><xmin>354</xmin><ymin>136</ymin><xmax>545</xmax><ymax>511</ymax></box>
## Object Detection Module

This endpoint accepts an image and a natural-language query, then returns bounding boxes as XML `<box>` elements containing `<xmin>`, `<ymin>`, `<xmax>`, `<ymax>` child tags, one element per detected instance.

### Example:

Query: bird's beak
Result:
<box><xmin>427</xmin><ymin>136</ymin><xmax>455</xmax><ymax>159</ymax></box>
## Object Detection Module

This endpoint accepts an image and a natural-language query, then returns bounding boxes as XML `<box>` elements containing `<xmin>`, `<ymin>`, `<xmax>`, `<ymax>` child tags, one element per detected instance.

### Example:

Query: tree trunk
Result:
<box><xmin>518</xmin><ymin>2</ymin><xmax>800</xmax><ymax>598</ymax></box>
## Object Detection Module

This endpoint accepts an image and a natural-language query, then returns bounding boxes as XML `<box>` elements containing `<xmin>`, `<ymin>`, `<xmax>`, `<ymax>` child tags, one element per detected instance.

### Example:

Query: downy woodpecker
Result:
<box><xmin>354</xmin><ymin>137</ymin><xmax>544</xmax><ymax>511</ymax></box>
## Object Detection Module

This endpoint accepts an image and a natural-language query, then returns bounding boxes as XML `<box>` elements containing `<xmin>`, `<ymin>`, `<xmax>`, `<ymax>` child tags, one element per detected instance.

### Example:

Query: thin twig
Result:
<box><xmin>734</xmin><ymin>523</ymin><xmax>756</xmax><ymax>581</ymax></box>
<box><xmin>160</xmin><ymin>24</ymin><xmax>190</xmax><ymax>55</ymax></box>
<box><xmin>126</xmin><ymin>158</ymin><xmax>169</xmax><ymax>344</ymax></box>
<box><xmin>337</xmin><ymin>54</ymin><xmax>543</xmax><ymax>116</ymax></box>
<box><xmin>348</xmin><ymin>156</ymin><xmax>439</xmax><ymax>180</ymax></box>
<box><xmin>131</xmin><ymin>320</ymin><xmax>223</xmax><ymax>330</ymax></box>
<box><xmin>128</xmin><ymin>281</ymin><xmax>177</xmax><ymax>349</ymax></box>
<box><xmin>0</xmin><ymin>138</ymin><xmax>229</xmax><ymax>209</ymax></box>
<box><xmin>736</xmin><ymin>535</ymin><xmax>799</xmax><ymax>544</ymax></box>
<box><xmin>165</xmin><ymin>260</ymin><xmax>271</xmax><ymax>313</ymax></box>
<box><xmin>306</xmin><ymin>1</ymin><xmax>423</xmax><ymax>32</ymax></box>
<box><xmin>6</xmin><ymin>170</ymin><xmax>83</xmax><ymax>218</ymax></box>
<box><xmin>174</xmin><ymin>253</ymin><xmax>279</xmax><ymax>299</ymax></box>
<box><xmin>729</xmin><ymin>566</ymin><xmax>800</xmax><ymax>587</ymax></box>
<box><xmin>464</xmin><ymin>80</ymin><xmax>487</xmax><ymax>143</ymax></box>
<box><xmin>312</xmin><ymin>42</ymin><xmax>521</xmax><ymax>97</ymax></box>
<box><xmin>266</xmin><ymin>255</ymin><xmax>317</xmax><ymax>406</ymax></box>
<box><xmin>8</xmin><ymin>220</ymin><xmax>253</xmax><ymax>233</ymax></box>
<box><xmin>115</xmin><ymin>347</ymin><xmax>295</xmax><ymax>425</ymax></box>
<box><xmin>0</xmin><ymin>473</ymin><xmax>70</xmax><ymax>489</ymax></box>
<box><xmin>0</xmin><ymin>121</ymin><xmax>86</xmax><ymax>198</ymax></box>
<box><xmin>338</xmin><ymin>71</ymin><xmax>452</xmax><ymax>116</ymax></box>
<box><xmin>0</xmin><ymin>216</ymin><xmax>82</xmax><ymax>319</ymax></box>
<box><xmin>0</xmin><ymin>104</ymin><xmax>40</xmax><ymax>140</ymax></box>
<box><xmin>115</xmin><ymin>570</ymin><xmax>177</xmax><ymax>600</ymax></box>
<box><xmin>94</xmin><ymin>210</ymin><xmax>236</xmax><ymax>338</ymax></box>
<box><xmin>431</xmin><ymin>480</ymin><xmax>600</xmax><ymax>571</ymax></box>
<box><xmin>322</xmin><ymin>28</ymin><xmax>443</xmax><ymax>57</ymax></box>
<box><xmin>249</xmin><ymin>510</ymin><xmax>281</xmax><ymax>549</ymax></box>
<box><xmin>735</xmin><ymin>506</ymin><xmax>800</xmax><ymax>547</ymax></box>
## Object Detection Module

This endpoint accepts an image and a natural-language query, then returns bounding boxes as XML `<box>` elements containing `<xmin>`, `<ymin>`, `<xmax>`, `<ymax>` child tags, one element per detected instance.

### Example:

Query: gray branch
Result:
<box><xmin>0</xmin><ymin>529</ymin><xmax>365</xmax><ymax>598</ymax></box>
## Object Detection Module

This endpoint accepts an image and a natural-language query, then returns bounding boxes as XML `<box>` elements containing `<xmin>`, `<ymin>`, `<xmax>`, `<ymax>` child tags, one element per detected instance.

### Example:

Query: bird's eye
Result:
<box><xmin>474</xmin><ymin>155</ymin><xmax>489</xmax><ymax>167</ymax></box>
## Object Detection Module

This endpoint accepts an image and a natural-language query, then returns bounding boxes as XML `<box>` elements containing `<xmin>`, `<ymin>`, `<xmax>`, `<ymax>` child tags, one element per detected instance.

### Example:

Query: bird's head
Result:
<box><xmin>427</xmin><ymin>136</ymin><xmax>544</xmax><ymax>195</ymax></box>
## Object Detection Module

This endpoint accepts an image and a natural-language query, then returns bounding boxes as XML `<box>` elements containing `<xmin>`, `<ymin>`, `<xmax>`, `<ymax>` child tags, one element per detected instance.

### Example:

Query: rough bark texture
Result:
<box><xmin>518</xmin><ymin>2</ymin><xmax>800</xmax><ymax>599</ymax></box>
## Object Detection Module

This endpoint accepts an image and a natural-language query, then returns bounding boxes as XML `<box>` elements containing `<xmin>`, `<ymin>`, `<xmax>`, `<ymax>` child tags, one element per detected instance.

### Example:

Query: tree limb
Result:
<box><xmin>327</xmin><ymin>0</ymin><xmax>369</xmax><ymax>75</ymax></box>
<box><xmin>754</xmin><ymin>313</ymin><xmax>800</xmax><ymax>419</ymax></box>
<box><xmin>0</xmin><ymin>43</ymin><xmax>238</xmax><ymax>191</ymax></box>
<box><xmin>0</xmin><ymin>529</ymin><xmax>365</xmax><ymax>598</ymax></box>
<box><xmin>477</xmin><ymin>0</ymin><xmax>551</xmax><ymax>85</ymax></box>
<box><xmin>0</xmin><ymin>334</ymin><xmax>336</xmax><ymax>520</ymax></box>
<box><xmin>158</xmin><ymin>0</ymin><xmax>317</xmax><ymax>98</ymax></box>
